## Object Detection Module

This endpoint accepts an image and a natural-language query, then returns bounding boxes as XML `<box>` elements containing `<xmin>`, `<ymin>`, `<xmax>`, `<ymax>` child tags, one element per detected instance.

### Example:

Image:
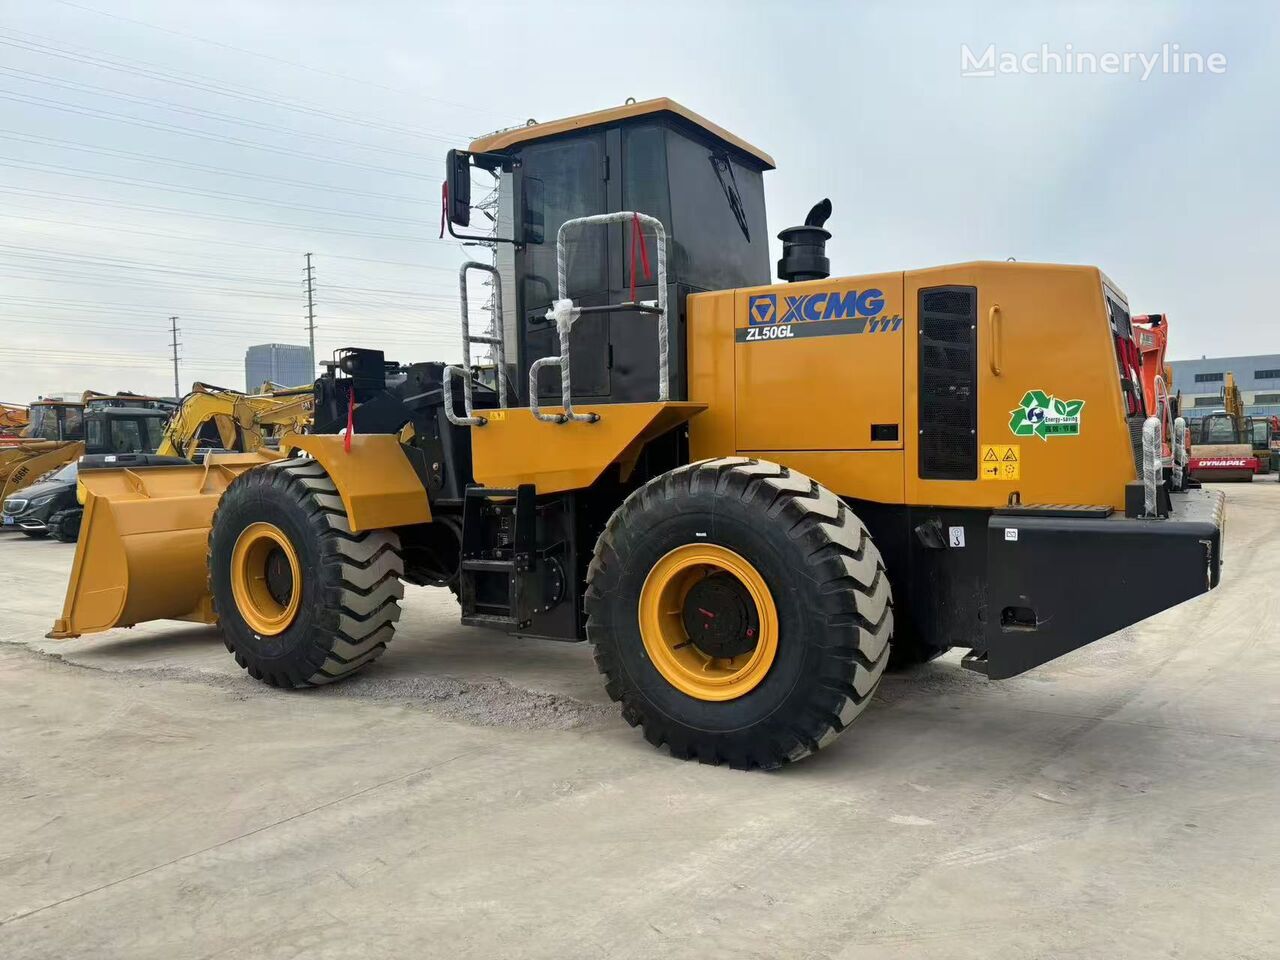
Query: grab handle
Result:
<box><xmin>988</xmin><ymin>304</ymin><xmax>1003</xmax><ymax>376</ymax></box>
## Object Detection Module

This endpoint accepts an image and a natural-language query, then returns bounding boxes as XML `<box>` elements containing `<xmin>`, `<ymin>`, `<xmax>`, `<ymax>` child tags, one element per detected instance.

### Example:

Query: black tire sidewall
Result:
<box><xmin>209</xmin><ymin>470</ymin><xmax>335</xmax><ymax>675</ymax></box>
<box><xmin>598</xmin><ymin>483</ymin><xmax>837</xmax><ymax>740</ymax></box>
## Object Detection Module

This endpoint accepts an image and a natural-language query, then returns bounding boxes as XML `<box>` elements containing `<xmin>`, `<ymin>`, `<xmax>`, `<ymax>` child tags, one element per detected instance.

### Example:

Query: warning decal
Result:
<box><xmin>980</xmin><ymin>444</ymin><xmax>1020</xmax><ymax>481</ymax></box>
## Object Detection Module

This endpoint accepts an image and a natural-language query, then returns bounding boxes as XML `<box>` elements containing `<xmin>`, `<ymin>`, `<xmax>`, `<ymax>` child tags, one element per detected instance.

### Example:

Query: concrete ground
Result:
<box><xmin>1</xmin><ymin>482</ymin><xmax>1277</xmax><ymax>960</ymax></box>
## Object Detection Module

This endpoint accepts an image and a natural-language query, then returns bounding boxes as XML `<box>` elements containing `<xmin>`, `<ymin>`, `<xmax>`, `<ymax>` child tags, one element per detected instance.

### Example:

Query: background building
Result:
<box><xmin>1168</xmin><ymin>354</ymin><xmax>1280</xmax><ymax>420</ymax></box>
<box><xmin>244</xmin><ymin>343</ymin><xmax>314</xmax><ymax>392</ymax></box>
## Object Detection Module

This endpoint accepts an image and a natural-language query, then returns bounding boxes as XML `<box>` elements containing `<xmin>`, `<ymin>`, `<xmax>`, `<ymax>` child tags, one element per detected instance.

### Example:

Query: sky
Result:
<box><xmin>0</xmin><ymin>0</ymin><xmax>1276</xmax><ymax>404</ymax></box>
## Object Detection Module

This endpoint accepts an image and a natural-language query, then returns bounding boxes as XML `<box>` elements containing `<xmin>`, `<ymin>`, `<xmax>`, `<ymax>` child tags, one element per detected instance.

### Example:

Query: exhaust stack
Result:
<box><xmin>777</xmin><ymin>199</ymin><xmax>832</xmax><ymax>283</ymax></box>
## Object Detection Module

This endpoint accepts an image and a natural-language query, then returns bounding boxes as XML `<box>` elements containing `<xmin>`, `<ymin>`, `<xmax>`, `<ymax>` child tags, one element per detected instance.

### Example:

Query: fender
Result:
<box><xmin>288</xmin><ymin>434</ymin><xmax>431</xmax><ymax>531</ymax></box>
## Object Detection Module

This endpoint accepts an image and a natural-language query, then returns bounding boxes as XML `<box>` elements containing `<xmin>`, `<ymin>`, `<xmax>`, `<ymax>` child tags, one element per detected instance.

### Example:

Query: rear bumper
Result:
<box><xmin>970</xmin><ymin>488</ymin><xmax>1225</xmax><ymax>679</ymax></box>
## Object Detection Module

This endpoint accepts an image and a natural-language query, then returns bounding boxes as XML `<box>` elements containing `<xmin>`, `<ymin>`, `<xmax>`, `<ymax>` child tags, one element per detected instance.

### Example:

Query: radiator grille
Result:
<box><xmin>918</xmin><ymin>286</ymin><xmax>978</xmax><ymax>480</ymax></box>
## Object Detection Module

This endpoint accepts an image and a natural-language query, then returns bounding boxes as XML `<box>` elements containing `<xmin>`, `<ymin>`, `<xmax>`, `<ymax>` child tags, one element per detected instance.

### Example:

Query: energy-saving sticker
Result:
<box><xmin>1009</xmin><ymin>390</ymin><xmax>1084</xmax><ymax>440</ymax></box>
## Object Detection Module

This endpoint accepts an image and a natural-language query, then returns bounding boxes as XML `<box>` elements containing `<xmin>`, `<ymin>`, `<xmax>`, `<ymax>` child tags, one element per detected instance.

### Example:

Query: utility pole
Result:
<box><xmin>168</xmin><ymin>316</ymin><xmax>181</xmax><ymax>398</ymax></box>
<box><xmin>303</xmin><ymin>252</ymin><xmax>316</xmax><ymax>369</ymax></box>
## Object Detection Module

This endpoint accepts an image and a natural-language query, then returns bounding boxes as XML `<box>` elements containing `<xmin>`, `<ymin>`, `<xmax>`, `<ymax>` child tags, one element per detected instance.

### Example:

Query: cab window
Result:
<box><xmin>108</xmin><ymin>420</ymin><xmax>144</xmax><ymax>453</ymax></box>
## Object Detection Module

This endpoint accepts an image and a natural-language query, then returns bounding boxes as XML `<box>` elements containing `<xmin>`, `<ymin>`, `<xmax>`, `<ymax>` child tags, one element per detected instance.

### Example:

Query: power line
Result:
<box><xmin>34</xmin><ymin>6</ymin><xmax>509</xmax><ymax>121</ymax></box>
<box><xmin>0</xmin><ymin>63</ymin><xmax>458</xmax><ymax>154</ymax></box>
<box><xmin>0</xmin><ymin>185</ymin><xmax>441</xmax><ymax>242</ymax></box>
<box><xmin>0</xmin><ymin>156</ymin><xmax>432</xmax><ymax>225</ymax></box>
<box><xmin>0</xmin><ymin>88</ymin><xmax>437</xmax><ymax>181</ymax></box>
<box><xmin>0</xmin><ymin>211</ymin><xmax>462</xmax><ymax>270</ymax></box>
<box><xmin>0</xmin><ymin>294</ymin><xmax>465</xmax><ymax>332</ymax></box>
<box><xmin>0</xmin><ymin>130</ymin><xmax>436</xmax><ymax>205</ymax></box>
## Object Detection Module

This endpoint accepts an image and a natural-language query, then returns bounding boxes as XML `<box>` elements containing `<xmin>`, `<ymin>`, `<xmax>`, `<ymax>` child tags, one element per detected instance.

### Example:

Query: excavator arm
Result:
<box><xmin>156</xmin><ymin>383</ymin><xmax>315</xmax><ymax>459</ymax></box>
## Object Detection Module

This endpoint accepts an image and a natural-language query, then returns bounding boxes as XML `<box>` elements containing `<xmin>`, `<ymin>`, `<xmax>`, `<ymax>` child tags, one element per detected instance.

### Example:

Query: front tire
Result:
<box><xmin>585</xmin><ymin>458</ymin><xmax>893</xmax><ymax>769</ymax></box>
<box><xmin>208</xmin><ymin>458</ymin><xmax>404</xmax><ymax>688</ymax></box>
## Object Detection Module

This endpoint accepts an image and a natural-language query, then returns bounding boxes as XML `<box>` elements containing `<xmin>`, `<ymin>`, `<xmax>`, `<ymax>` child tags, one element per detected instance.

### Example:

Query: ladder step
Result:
<box><xmin>462</xmin><ymin>613</ymin><xmax>520</xmax><ymax>630</ymax></box>
<box><xmin>461</xmin><ymin>558</ymin><xmax>515</xmax><ymax>572</ymax></box>
<box><xmin>465</xmin><ymin>487</ymin><xmax>519</xmax><ymax>499</ymax></box>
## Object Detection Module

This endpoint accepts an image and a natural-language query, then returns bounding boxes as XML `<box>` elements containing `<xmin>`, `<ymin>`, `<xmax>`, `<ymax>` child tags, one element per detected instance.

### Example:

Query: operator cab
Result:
<box><xmin>26</xmin><ymin>401</ymin><xmax>84</xmax><ymax>441</ymax></box>
<box><xmin>84</xmin><ymin>408</ymin><xmax>170</xmax><ymax>455</ymax></box>
<box><xmin>446</xmin><ymin>98</ymin><xmax>775</xmax><ymax>406</ymax></box>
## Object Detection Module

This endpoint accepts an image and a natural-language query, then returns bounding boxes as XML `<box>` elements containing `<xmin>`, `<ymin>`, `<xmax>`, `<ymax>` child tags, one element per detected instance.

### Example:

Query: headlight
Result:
<box><xmin>30</xmin><ymin>495</ymin><xmax>55</xmax><ymax>506</ymax></box>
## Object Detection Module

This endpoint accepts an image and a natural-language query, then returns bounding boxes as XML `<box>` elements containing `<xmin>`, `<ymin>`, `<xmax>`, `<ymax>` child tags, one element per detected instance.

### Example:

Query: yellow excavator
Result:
<box><xmin>0</xmin><ymin>402</ymin><xmax>28</xmax><ymax>436</ymax></box>
<box><xmin>48</xmin><ymin>99</ymin><xmax>1225</xmax><ymax>769</ymax></box>
<box><xmin>155</xmin><ymin>382</ymin><xmax>314</xmax><ymax>459</ymax></box>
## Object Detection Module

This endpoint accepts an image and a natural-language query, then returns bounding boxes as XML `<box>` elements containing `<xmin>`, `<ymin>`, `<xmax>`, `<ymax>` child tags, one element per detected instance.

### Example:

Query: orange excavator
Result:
<box><xmin>1132</xmin><ymin>314</ymin><xmax>1190</xmax><ymax>463</ymax></box>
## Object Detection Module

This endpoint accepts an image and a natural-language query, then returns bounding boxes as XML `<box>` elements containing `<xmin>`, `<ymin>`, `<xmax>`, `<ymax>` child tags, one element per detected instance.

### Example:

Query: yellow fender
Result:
<box><xmin>287</xmin><ymin>434</ymin><xmax>431</xmax><ymax>531</ymax></box>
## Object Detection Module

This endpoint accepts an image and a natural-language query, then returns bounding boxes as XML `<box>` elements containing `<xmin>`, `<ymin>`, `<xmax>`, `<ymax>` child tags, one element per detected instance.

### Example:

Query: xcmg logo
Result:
<box><xmin>748</xmin><ymin>288</ymin><xmax>886</xmax><ymax>326</ymax></box>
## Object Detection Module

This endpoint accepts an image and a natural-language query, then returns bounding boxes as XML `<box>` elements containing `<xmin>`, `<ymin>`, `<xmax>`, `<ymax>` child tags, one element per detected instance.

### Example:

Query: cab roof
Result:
<box><xmin>469</xmin><ymin>97</ymin><xmax>775</xmax><ymax>170</ymax></box>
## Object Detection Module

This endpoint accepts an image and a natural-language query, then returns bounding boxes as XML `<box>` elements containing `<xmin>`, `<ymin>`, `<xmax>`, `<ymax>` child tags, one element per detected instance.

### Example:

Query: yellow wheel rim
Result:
<box><xmin>230</xmin><ymin>522</ymin><xmax>302</xmax><ymax>636</ymax></box>
<box><xmin>638</xmin><ymin>543</ymin><xmax>778</xmax><ymax>702</ymax></box>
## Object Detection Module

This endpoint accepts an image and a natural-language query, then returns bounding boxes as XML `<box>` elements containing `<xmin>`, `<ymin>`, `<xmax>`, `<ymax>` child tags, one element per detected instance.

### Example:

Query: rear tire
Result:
<box><xmin>208</xmin><ymin>457</ymin><xmax>404</xmax><ymax>688</ymax></box>
<box><xmin>585</xmin><ymin>457</ymin><xmax>893</xmax><ymax>770</ymax></box>
<box><xmin>48</xmin><ymin>508</ymin><xmax>82</xmax><ymax>543</ymax></box>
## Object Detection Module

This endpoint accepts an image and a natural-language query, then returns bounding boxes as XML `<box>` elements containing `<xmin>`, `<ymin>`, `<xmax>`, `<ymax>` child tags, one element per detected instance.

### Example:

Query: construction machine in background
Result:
<box><xmin>1133</xmin><ymin>314</ymin><xmax>1190</xmax><ymax>462</ymax></box>
<box><xmin>155</xmin><ymin>382</ymin><xmax>314</xmax><ymax>459</ymax></box>
<box><xmin>1188</xmin><ymin>373</ymin><xmax>1262</xmax><ymax>481</ymax></box>
<box><xmin>1247</xmin><ymin>414</ymin><xmax>1277</xmax><ymax>475</ymax></box>
<box><xmin>0</xmin><ymin>403</ymin><xmax>28</xmax><ymax>437</ymax></box>
<box><xmin>3</xmin><ymin>384</ymin><xmax>316</xmax><ymax>540</ymax></box>
<box><xmin>2</xmin><ymin>396</ymin><xmax>174</xmax><ymax>521</ymax></box>
<box><xmin>49</xmin><ymin>99</ymin><xmax>1225</xmax><ymax>769</ymax></box>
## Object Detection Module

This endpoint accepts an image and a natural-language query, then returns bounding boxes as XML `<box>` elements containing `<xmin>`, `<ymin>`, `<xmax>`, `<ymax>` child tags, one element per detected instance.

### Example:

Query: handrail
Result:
<box><xmin>1142</xmin><ymin>416</ymin><xmax>1163</xmax><ymax>518</ymax></box>
<box><xmin>445</xmin><ymin>261</ymin><xmax>508</xmax><ymax>427</ymax></box>
<box><xmin>531</xmin><ymin>211</ymin><xmax>668</xmax><ymax>424</ymax></box>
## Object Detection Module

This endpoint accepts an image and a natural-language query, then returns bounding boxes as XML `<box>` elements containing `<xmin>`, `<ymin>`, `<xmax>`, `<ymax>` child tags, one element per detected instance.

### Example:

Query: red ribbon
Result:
<box><xmin>344</xmin><ymin>387</ymin><xmax>354</xmax><ymax>453</ymax></box>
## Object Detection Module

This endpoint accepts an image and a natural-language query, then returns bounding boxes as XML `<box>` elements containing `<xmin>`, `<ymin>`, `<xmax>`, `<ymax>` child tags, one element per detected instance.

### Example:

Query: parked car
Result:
<box><xmin>1</xmin><ymin>460</ymin><xmax>81</xmax><ymax>540</ymax></box>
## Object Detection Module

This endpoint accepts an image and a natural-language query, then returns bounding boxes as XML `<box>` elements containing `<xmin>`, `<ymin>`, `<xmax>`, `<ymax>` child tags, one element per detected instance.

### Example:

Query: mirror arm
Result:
<box><xmin>445</xmin><ymin>219</ymin><xmax>523</xmax><ymax>246</ymax></box>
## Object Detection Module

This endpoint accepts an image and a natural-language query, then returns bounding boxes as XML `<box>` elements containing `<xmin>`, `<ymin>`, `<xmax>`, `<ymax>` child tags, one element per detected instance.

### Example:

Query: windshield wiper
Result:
<box><xmin>709</xmin><ymin>151</ymin><xmax>751</xmax><ymax>241</ymax></box>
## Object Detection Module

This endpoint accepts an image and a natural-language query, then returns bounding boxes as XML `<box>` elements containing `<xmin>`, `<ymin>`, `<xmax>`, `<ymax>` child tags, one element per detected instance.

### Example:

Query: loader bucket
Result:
<box><xmin>48</xmin><ymin>452</ymin><xmax>280</xmax><ymax>640</ymax></box>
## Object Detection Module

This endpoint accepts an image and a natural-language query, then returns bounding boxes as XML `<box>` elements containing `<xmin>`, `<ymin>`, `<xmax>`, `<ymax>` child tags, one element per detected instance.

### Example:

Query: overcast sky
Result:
<box><xmin>1</xmin><ymin>0</ymin><xmax>1275</xmax><ymax>404</ymax></box>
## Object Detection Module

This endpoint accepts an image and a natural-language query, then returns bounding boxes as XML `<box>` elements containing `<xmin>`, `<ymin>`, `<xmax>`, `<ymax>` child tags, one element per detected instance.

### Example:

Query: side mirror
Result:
<box><xmin>446</xmin><ymin>149</ymin><xmax>472</xmax><ymax>227</ymax></box>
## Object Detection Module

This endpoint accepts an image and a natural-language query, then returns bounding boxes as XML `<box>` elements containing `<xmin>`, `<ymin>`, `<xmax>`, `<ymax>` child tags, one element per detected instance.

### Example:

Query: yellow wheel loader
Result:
<box><xmin>50</xmin><ymin>99</ymin><xmax>1225</xmax><ymax>769</ymax></box>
